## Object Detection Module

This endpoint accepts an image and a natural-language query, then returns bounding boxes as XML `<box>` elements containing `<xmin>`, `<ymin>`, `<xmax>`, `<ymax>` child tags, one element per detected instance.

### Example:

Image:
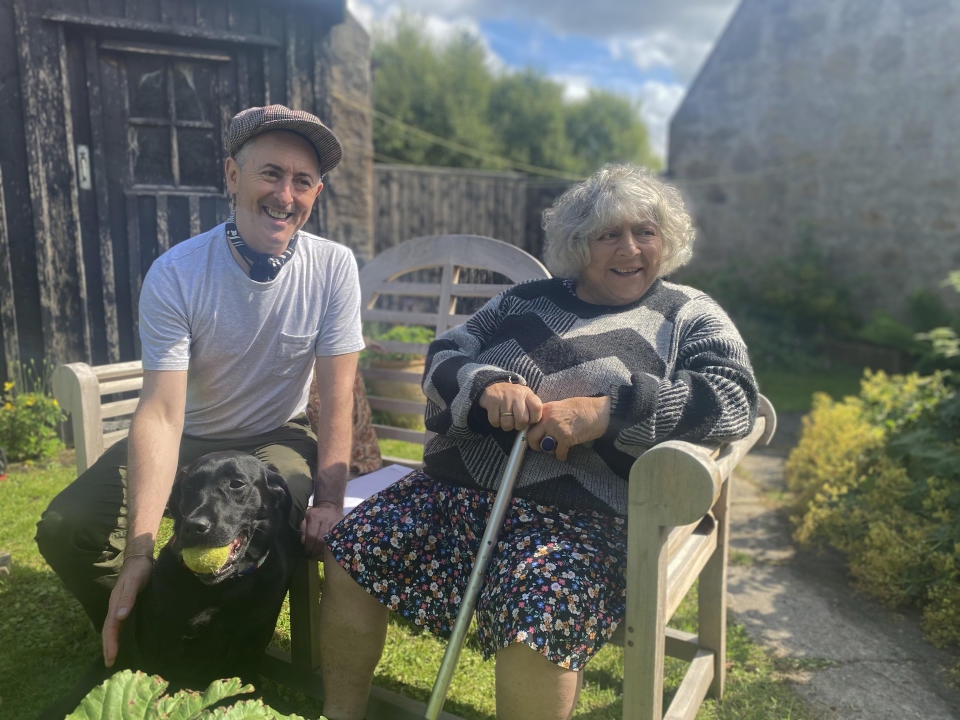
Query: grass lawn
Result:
<box><xmin>0</xmin><ymin>448</ymin><xmax>815</xmax><ymax>720</ymax></box>
<box><xmin>756</xmin><ymin>363</ymin><xmax>864</xmax><ymax>414</ymax></box>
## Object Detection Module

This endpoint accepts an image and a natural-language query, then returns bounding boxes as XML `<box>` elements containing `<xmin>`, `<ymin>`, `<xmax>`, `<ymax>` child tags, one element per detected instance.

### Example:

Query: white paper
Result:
<box><xmin>307</xmin><ymin>463</ymin><xmax>412</xmax><ymax>516</ymax></box>
<box><xmin>344</xmin><ymin>463</ymin><xmax>411</xmax><ymax>514</ymax></box>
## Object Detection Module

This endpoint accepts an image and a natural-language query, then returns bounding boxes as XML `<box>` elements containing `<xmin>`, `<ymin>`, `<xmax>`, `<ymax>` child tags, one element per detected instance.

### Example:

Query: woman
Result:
<box><xmin>317</xmin><ymin>164</ymin><xmax>758</xmax><ymax>720</ymax></box>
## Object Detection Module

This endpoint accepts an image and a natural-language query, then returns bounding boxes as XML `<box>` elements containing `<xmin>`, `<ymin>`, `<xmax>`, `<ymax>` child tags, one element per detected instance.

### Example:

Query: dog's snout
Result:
<box><xmin>181</xmin><ymin>515</ymin><xmax>214</xmax><ymax>542</ymax></box>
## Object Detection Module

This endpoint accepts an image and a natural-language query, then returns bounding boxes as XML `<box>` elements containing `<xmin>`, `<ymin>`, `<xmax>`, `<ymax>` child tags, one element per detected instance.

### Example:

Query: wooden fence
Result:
<box><xmin>1</xmin><ymin>163</ymin><xmax>569</xmax><ymax>379</ymax></box>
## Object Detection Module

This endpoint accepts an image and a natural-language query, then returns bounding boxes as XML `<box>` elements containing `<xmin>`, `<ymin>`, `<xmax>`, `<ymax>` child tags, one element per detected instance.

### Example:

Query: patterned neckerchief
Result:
<box><xmin>225</xmin><ymin>216</ymin><xmax>299</xmax><ymax>282</ymax></box>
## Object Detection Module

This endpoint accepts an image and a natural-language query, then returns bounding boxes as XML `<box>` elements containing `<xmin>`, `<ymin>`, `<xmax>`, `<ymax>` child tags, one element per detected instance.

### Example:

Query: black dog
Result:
<box><xmin>131</xmin><ymin>451</ymin><xmax>298</xmax><ymax>688</ymax></box>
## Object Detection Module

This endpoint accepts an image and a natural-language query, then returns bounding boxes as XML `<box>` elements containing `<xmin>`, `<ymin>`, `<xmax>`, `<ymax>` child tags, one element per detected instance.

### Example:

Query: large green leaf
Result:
<box><xmin>66</xmin><ymin>670</ymin><xmax>305</xmax><ymax>720</ymax></box>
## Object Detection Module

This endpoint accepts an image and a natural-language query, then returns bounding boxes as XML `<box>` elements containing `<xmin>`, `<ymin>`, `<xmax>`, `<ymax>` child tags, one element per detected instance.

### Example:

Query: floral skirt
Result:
<box><xmin>325</xmin><ymin>471</ymin><xmax>627</xmax><ymax>670</ymax></box>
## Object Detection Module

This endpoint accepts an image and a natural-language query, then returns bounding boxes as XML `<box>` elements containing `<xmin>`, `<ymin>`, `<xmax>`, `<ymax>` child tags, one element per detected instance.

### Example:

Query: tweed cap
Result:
<box><xmin>227</xmin><ymin>104</ymin><xmax>342</xmax><ymax>176</ymax></box>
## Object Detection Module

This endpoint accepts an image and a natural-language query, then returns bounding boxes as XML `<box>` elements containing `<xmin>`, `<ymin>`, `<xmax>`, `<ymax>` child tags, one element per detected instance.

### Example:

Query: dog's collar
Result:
<box><xmin>237</xmin><ymin>549</ymin><xmax>270</xmax><ymax>577</ymax></box>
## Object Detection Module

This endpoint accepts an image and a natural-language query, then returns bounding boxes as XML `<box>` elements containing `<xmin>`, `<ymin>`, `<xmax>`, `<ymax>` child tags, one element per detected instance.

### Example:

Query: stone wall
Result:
<box><xmin>669</xmin><ymin>0</ymin><xmax>960</xmax><ymax>319</ymax></box>
<box><xmin>320</xmin><ymin>11</ymin><xmax>375</xmax><ymax>263</ymax></box>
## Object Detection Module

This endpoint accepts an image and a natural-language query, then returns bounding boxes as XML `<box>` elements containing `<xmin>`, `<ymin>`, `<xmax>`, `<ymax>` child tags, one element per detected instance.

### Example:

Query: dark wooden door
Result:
<box><xmin>81</xmin><ymin>38</ymin><xmax>236</xmax><ymax>361</ymax></box>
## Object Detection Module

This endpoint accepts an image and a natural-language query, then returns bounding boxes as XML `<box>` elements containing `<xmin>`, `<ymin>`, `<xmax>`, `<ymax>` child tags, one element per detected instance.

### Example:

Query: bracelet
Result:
<box><xmin>123</xmin><ymin>552</ymin><xmax>154</xmax><ymax>564</ymax></box>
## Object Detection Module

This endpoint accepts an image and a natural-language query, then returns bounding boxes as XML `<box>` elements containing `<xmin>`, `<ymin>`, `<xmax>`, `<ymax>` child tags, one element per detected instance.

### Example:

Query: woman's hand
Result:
<box><xmin>478</xmin><ymin>382</ymin><xmax>543</xmax><ymax>431</ymax></box>
<box><xmin>527</xmin><ymin>396</ymin><xmax>611</xmax><ymax>461</ymax></box>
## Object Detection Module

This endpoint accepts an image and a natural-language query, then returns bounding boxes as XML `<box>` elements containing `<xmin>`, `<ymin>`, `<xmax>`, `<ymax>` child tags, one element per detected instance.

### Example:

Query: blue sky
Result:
<box><xmin>348</xmin><ymin>0</ymin><xmax>741</xmax><ymax>163</ymax></box>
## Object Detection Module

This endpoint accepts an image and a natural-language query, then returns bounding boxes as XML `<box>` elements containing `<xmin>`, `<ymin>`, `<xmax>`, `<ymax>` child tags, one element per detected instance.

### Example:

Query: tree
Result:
<box><xmin>370</xmin><ymin>18</ymin><xmax>659</xmax><ymax>176</ymax></box>
<box><xmin>487</xmin><ymin>70</ymin><xmax>572</xmax><ymax>173</ymax></box>
<box><xmin>565</xmin><ymin>90</ymin><xmax>660</xmax><ymax>173</ymax></box>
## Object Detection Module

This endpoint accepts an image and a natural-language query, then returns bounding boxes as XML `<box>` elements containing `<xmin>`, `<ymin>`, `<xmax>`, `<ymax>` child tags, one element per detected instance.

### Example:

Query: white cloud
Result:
<box><xmin>635</xmin><ymin>80</ymin><xmax>686</xmax><ymax>161</ymax></box>
<box><xmin>551</xmin><ymin>74</ymin><xmax>592</xmax><ymax>102</ymax></box>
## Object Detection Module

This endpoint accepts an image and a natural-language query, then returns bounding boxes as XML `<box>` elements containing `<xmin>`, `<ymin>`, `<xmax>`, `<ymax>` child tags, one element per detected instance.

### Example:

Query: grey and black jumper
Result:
<box><xmin>420</xmin><ymin>277</ymin><xmax>759</xmax><ymax>516</ymax></box>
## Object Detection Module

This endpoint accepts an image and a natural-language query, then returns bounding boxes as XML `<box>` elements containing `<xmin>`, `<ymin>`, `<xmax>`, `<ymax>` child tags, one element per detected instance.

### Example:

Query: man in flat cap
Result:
<box><xmin>36</xmin><ymin>105</ymin><xmax>363</xmax><ymax>670</ymax></box>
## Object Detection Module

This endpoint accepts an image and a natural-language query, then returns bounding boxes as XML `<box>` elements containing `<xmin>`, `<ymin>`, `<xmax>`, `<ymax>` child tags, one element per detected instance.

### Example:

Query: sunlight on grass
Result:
<box><xmin>756</xmin><ymin>364</ymin><xmax>863</xmax><ymax>413</ymax></box>
<box><xmin>378</xmin><ymin>437</ymin><xmax>423</xmax><ymax>462</ymax></box>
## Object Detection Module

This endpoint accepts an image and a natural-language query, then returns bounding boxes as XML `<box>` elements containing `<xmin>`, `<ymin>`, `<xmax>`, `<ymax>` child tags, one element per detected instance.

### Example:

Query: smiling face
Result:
<box><xmin>224</xmin><ymin>130</ymin><xmax>322</xmax><ymax>255</ymax></box>
<box><xmin>576</xmin><ymin>218</ymin><xmax>663</xmax><ymax>306</ymax></box>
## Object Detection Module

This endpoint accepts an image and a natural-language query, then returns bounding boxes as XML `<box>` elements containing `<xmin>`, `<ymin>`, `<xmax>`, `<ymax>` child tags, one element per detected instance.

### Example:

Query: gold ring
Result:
<box><xmin>501</xmin><ymin>411</ymin><xmax>514</xmax><ymax>416</ymax></box>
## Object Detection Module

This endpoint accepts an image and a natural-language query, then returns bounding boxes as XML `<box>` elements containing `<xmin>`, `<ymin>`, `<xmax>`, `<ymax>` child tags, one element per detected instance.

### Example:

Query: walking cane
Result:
<box><xmin>424</xmin><ymin>430</ymin><xmax>529</xmax><ymax>720</ymax></box>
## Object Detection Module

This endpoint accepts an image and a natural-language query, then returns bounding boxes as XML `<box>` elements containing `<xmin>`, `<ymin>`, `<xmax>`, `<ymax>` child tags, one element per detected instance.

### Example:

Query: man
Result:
<box><xmin>35</xmin><ymin>104</ymin><xmax>363</xmax><ymax>669</ymax></box>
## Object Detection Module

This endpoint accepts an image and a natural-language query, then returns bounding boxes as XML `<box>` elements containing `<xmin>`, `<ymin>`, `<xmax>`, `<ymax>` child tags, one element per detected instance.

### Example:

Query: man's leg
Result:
<box><xmin>317</xmin><ymin>548</ymin><xmax>389</xmax><ymax>720</ymax></box>
<box><xmin>35</xmin><ymin>440</ymin><xmax>131</xmax><ymax>630</ymax></box>
<box><xmin>249</xmin><ymin>416</ymin><xmax>317</xmax><ymax>531</ymax></box>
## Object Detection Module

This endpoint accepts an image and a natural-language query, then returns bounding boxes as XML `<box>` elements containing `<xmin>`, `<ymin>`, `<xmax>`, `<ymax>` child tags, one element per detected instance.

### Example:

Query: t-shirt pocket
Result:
<box><xmin>273</xmin><ymin>332</ymin><xmax>316</xmax><ymax>377</ymax></box>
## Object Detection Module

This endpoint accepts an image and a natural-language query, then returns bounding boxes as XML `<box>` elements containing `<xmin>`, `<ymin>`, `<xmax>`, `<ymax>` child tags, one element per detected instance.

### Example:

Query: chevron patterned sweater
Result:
<box><xmin>421</xmin><ymin>278</ymin><xmax>758</xmax><ymax>516</ymax></box>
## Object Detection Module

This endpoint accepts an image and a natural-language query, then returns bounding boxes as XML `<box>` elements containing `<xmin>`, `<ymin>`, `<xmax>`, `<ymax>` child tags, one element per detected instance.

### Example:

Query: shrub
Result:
<box><xmin>0</xmin><ymin>380</ymin><xmax>64</xmax><ymax>462</ymax></box>
<box><xmin>786</xmin><ymin>370</ymin><xmax>960</xmax><ymax>649</ymax></box>
<box><xmin>362</xmin><ymin>324</ymin><xmax>436</xmax><ymax>364</ymax></box>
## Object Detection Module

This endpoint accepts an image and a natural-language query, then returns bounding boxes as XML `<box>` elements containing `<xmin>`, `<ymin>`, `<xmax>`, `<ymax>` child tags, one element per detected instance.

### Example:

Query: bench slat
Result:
<box><xmin>102</xmin><ymin>428</ymin><xmax>128</xmax><ymax>449</ymax></box>
<box><xmin>366</xmin><ymin>396</ymin><xmax>427</xmax><ymax>415</ymax></box>
<box><xmin>370</xmin><ymin>424</ymin><xmax>427</xmax><ymax>444</ymax></box>
<box><xmin>663</xmin><ymin>649</ymin><xmax>714</xmax><ymax>720</ymax></box>
<box><xmin>90</xmin><ymin>361</ymin><xmax>144</xmax><ymax>380</ymax></box>
<box><xmin>365</xmin><ymin>280</ymin><xmax>513</xmax><ymax>299</ymax></box>
<box><xmin>665</xmin><ymin>526</ymin><xmax>718</xmax><ymax>623</ymax></box>
<box><xmin>101</xmin><ymin>397</ymin><xmax>140</xmax><ymax>419</ymax></box>
<box><xmin>98</xmin><ymin>377</ymin><xmax>144</xmax><ymax>396</ymax></box>
<box><xmin>362</xmin><ymin>367</ymin><xmax>424</xmax><ymax>384</ymax></box>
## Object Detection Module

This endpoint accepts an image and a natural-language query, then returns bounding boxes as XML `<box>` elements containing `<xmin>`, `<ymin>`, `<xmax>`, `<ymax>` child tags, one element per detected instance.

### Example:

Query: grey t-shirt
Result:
<box><xmin>139</xmin><ymin>223</ymin><xmax>364</xmax><ymax>439</ymax></box>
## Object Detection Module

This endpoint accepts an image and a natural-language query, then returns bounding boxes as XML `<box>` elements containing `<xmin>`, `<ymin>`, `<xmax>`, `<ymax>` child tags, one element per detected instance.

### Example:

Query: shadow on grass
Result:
<box><xmin>0</xmin><ymin>561</ymin><xmax>101</xmax><ymax>719</ymax></box>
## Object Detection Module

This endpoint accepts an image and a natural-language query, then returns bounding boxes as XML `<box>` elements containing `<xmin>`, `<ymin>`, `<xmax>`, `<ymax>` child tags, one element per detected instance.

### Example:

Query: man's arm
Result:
<box><xmin>102</xmin><ymin>369</ymin><xmax>187</xmax><ymax>667</ymax></box>
<box><xmin>300</xmin><ymin>351</ymin><xmax>359</xmax><ymax>558</ymax></box>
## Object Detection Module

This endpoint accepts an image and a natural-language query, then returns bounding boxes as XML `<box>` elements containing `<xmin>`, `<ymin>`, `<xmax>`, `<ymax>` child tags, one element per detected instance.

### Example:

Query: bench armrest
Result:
<box><xmin>629</xmin><ymin>395</ymin><xmax>776</xmax><ymax>527</ymax></box>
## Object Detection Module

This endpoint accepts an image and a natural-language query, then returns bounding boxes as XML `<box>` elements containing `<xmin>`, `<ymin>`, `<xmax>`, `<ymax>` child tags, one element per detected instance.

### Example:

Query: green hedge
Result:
<box><xmin>785</xmin><ymin>370</ymin><xmax>960</xmax><ymax>649</ymax></box>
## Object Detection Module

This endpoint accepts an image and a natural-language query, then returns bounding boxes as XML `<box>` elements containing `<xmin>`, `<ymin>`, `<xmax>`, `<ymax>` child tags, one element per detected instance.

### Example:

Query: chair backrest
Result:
<box><xmin>357</xmin><ymin>234</ymin><xmax>550</xmax><ymax>459</ymax></box>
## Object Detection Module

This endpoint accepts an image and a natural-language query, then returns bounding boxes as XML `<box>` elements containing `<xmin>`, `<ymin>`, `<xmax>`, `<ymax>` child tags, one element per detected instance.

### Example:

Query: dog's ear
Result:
<box><xmin>166</xmin><ymin>464</ymin><xmax>189</xmax><ymax>524</ymax></box>
<box><xmin>262</xmin><ymin>464</ymin><xmax>292</xmax><ymax>516</ymax></box>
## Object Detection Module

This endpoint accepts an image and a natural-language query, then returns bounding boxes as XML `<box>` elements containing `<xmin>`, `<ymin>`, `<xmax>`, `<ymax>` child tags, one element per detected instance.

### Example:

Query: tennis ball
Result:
<box><xmin>181</xmin><ymin>544</ymin><xmax>232</xmax><ymax>574</ymax></box>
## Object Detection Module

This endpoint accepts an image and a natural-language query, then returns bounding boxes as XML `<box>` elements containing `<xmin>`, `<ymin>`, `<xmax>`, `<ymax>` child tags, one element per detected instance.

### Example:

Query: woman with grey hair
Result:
<box><xmin>317</xmin><ymin>164</ymin><xmax>757</xmax><ymax>720</ymax></box>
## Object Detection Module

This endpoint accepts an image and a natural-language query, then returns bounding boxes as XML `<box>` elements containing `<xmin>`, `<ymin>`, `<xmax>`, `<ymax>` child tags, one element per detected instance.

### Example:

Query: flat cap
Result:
<box><xmin>227</xmin><ymin>104</ymin><xmax>342</xmax><ymax>176</ymax></box>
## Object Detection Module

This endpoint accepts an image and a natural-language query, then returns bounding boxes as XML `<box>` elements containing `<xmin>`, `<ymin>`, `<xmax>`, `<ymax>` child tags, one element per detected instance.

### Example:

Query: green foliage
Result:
<box><xmin>362</xmin><ymin>324</ymin><xmax>436</xmax><ymax>364</ymax></box>
<box><xmin>913</xmin><ymin>271</ymin><xmax>960</xmax><ymax>374</ymax></box>
<box><xmin>0</xmin><ymin>380</ymin><xmax>64</xmax><ymax>462</ymax></box>
<box><xmin>786</xmin><ymin>370</ymin><xmax>960</xmax><ymax>648</ymax></box>
<box><xmin>67</xmin><ymin>670</ymin><xmax>306</xmax><ymax>719</ymax></box>
<box><xmin>371</xmin><ymin>15</ymin><xmax>660</xmax><ymax>175</ymax></box>
<box><xmin>684</xmin><ymin>228</ymin><xmax>859</xmax><ymax>372</ymax></box>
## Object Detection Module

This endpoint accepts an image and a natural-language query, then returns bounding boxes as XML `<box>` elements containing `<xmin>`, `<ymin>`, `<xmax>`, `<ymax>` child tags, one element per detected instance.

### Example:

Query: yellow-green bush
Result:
<box><xmin>0</xmin><ymin>380</ymin><xmax>64</xmax><ymax>462</ymax></box>
<box><xmin>786</xmin><ymin>370</ymin><xmax>960</xmax><ymax>649</ymax></box>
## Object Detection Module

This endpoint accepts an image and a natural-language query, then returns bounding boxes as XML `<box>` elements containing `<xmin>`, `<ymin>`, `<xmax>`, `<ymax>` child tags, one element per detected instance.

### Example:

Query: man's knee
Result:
<box><xmin>35</xmin><ymin>466</ymin><xmax>126</xmax><ymax>571</ymax></box>
<box><xmin>35</xmin><ymin>491</ymin><xmax>105</xmax><ymax>572</ymax></box>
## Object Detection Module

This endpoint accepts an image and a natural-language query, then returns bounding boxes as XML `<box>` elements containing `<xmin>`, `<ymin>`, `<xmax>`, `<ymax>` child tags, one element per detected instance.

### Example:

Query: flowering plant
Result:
<box><xmin>0</xmin><ymin>380</ymin><xmax>64</xmax><ymax>462</ymax></box>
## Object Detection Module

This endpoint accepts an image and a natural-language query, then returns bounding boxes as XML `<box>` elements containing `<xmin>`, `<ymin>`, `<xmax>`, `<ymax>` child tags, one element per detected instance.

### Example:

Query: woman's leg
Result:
<box><xmin>317</xmin><ymin>547</ymin><xmax>389</xmax><ymax>720</ymax></box>
<box><xmin>495</xmin><ymin>643</ymin><xmax>583</xmax><ymax>720</ymax></box>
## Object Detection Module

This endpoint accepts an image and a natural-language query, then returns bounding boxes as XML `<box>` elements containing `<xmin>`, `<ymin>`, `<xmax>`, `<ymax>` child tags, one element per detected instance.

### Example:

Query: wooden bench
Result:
<box><xmin>51</xmin><ymin>233</ymin><xmax>775</xmax><ymax>720</ymax></box>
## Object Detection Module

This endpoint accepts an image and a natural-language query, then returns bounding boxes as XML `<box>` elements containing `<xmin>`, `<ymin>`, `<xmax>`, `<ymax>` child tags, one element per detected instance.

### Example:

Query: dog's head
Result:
<box><xmin>166</xmin><ymin>451</ymin><xmax>291</xmax><ymax>584</ymax></box>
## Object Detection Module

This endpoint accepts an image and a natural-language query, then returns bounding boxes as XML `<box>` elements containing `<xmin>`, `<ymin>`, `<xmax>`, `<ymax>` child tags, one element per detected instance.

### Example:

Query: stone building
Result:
<box><xmin>0</xmin><ymin>0</ymin><xmax>373</xmax><ymax>375</ymax></box>
<box><xmin>669</xmin><ymin>0</ymin><xmax>960</xmax><ymax>319</ymax></box>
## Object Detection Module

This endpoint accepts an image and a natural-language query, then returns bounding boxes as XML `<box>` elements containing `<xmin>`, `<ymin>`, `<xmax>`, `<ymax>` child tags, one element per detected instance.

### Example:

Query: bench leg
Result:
<box><xmin>289</xmin><ymin>557</ymin><xmax>323</xmax><ymax>672</ymax></box>
<box><xmin>623</xmin><ymin>523</ymin><xmax>669</xmax><ymax>720</ymax></box>
<box><xmin>698</xmin><ymin>479</ymin><xmax>730</xmax><ymax>699</ymax></box>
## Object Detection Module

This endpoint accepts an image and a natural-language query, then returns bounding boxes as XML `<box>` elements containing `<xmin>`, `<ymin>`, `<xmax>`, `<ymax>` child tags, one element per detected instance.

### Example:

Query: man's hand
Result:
<box><xmin>526</xmin><ymin>396</ymin><xmax>611</xmax><ymax>461</ymax></box>
<box><xmin>478</xmin><ymin>382</ymin><xmax>543</xmax><ymax>431</ymax></box>
<box><xmin>102</xmin><ymin>555</ymin><xmax>153</xmax><ymax>667</ymax></box>
<box><xmin>300</xmin><ymin>502</ymin><xmax>343</xmax><ymax>559</ymax></box>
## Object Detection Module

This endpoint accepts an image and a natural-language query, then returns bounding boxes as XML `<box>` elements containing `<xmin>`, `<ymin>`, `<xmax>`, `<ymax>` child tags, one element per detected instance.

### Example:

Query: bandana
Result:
<box><xmin>225</xmin><ymin>217</ymin><xmax>298</xmax><ymax>282</ymax></box>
